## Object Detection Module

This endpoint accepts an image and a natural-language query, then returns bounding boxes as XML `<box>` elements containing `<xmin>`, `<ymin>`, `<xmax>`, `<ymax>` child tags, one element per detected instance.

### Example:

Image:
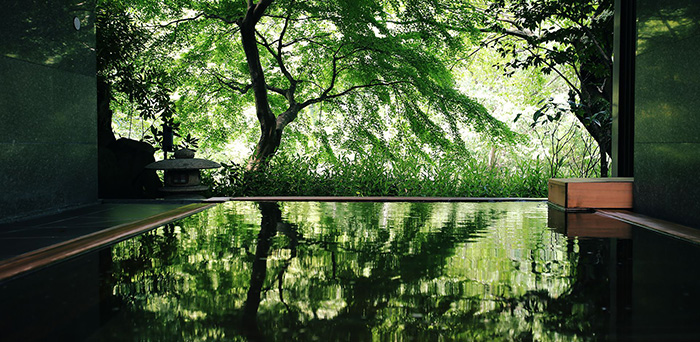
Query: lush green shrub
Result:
<box><xmin>203</xmin><ymin>151</ymin><xmax>548</xmax><ymax>198</ymax></box>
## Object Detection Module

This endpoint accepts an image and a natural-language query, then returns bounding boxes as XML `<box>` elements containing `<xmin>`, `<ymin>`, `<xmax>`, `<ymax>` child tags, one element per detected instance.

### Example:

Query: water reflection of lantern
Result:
<box><xmin>145</xmin><ymin>148</ymin><xmax>220</xmax><ymax>198</ymax></box>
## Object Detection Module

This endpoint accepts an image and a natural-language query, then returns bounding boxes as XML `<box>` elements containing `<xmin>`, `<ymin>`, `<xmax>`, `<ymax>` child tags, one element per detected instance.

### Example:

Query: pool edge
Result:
<box><xmin>0</xmin><ymin>203</ymin><xmax>215</xmax><ymax>282</ymax></box>
<box><xmin>596</xmin><ymin>210</ymin><xmax>700</xmax><ymax>245</ymax></box>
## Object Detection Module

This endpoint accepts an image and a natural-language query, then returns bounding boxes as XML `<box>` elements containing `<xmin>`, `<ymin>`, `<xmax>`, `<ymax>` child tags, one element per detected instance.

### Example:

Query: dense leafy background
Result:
<box><xmin>98</xmin><ymin>0</ymin><xmax>607</xmax><ymax>197</ymax></box>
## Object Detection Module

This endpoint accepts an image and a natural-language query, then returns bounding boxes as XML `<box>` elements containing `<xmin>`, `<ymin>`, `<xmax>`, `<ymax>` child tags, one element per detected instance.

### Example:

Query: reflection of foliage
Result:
<box><xmin>99</xmin><ymin>202</ymin><xmax>605</xmax><ymax>341</ymax></box>
<box><xmin>481</xmin><ymin>238</ymin><xmax>610</xmax><ymax>341</ymax></box>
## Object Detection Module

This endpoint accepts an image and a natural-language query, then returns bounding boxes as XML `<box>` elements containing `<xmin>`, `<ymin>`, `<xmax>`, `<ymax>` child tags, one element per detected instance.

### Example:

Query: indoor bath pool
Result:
<box><xmin>2</xmin><ymin>201</ymin><xmax>700</xmax><ymax>341</ymax></box>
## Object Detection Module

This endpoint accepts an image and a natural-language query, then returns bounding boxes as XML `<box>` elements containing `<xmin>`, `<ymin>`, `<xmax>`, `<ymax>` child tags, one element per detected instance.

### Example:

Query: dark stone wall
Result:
<box><xmin>634</xmin><ymin>0</ymin><xmax>700</xmax><ymax>228</ymax></box>
<box><xmin>0</xmin><ymin>0</ymin><xmax>97</xmax><ymax>222</ymax></box>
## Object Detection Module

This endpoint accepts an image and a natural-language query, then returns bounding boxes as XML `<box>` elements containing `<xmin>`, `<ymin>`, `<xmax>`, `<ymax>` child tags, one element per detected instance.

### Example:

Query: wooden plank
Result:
<box><xmin>548</xmin><ymin>178</ymin><xmax>633</xmax><ymax>209</ymax></box>
<box><xmin>547</xmin><ymin>206</ymin><xmax>567</xmax><ymax>235</ymax></box>
<box><xmin>568</xmin><ymin>182</ymin><xmax>633</xmax><ymax>209</ymax></box>
<box><xmin>0</xmin><ymin>203</ymin><xmax>214</xmax><ymax>281</ymax></box>
<box><xmin>547</xmin><ymin>181</ymin><xmax>567</xmax><ymax>207</ymax></box>
<box><xmin>550</xmin><ymin>177</ymin><xmax>634</xmax><ymax>183</ymax></box>
<box><xmin>597</xmin><ymin>210</ymin><xmax>700</xmax><ymax>245</ymax></box>
<box><xmin>227</xmin><ymin>196</ymin><xmax>547</xmax><ymax>202</ymax></box>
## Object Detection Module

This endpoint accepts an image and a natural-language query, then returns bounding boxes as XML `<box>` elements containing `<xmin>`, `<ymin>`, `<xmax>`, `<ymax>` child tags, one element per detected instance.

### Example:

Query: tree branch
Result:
<box><xmin>453</xmin><ymin>34</ymin><xmax>508</xmax><ymax>70</ymax></box>
<box><xmin>300</xmin><ymin>80</ymin><xmax>408</xmax><ymax>109</ymax></box>
<box><xmin>277</xmin><ymin>2</ymin><xmax>293</xmax><ymax>54</ymax></box>
<box><xmin>557</xmin><ymin>11</ymin><xmax>613</xmax><ymax>66</ymax></box>
<box><xmin>523</xmin><ymin>46</ymin><xmax>581</xmax><ymax>97</ymax></box>
<box><xmin>321</xmin><ymin>44</ymin><xmax>345</xmax><ymax>99</ymax></box>
<box><xmin>157</xmin><ymin>13</ymin><xmax>205</xmax><ymax>27</ymax></box>
<box><xmin>256</xmin><ymin>30</ymin><xmax>296</xmax><ymax>94</ymax></box>
<box><xmin>279</xmin><ymin>34</ymin><xmax>333</xmax><ymax>48</ymax></box>
<box><xmin>577</xmin><ymin>24</ymin><xmax>612</xmax><ymax>66</ymax></box>
<box><xmin>211</xmin><ymin>72</ymin><xmax>253</xmax><ymax>94</ymax></box>
<box><xmin>252</xmin><ymin>0</ymin><xmax>275</xmax><ymax>23</ymax></box>
<box><xmin>276</xmin><ymin>107</ymin><xmax>300</xmax><ymax>131</ymax></box>
<box><xmin>483</xmin><ymin>26</ymin><xmax>536</xmax><ymax>40</ymax></box>
<box><xmin>207</xmin><ymin>13</ymin><xmax>239</xmax><ymax>24</ymax></box>
<box><xmin>240</xmin><ymin>1</ymin><xmax>276</xmax><ymax>130</ymax></box>
<box><xmin>267</xmin><ymin>85</ymin><xmax>286</xmax><ymax>96</ymax></box>
<box><xmin>263</xmin><ymin>13</ymin><xmax>342</xmax><ymax>23</ymax></box>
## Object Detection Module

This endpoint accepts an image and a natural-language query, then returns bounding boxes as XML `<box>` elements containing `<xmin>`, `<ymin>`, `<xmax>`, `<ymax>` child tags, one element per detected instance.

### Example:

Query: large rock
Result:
<box><xmin>98</xmin><ymin>138</ymin><xmax>162</xmax><ymax>198</ymax></box>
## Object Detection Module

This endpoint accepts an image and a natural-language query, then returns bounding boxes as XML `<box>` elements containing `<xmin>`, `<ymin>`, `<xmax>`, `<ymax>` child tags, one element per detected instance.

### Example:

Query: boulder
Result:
<box><xmin>98</xmin><ymin>138</ymin><xmax>162</xmax><ymax>198</ymax></box>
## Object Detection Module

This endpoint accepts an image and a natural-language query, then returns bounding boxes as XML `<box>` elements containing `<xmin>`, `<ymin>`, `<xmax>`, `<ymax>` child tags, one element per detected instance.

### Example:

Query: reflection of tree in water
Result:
<box><xmin>241</xmin><ymin>202</ymin><xmax>291</xmax><ymax>340</ymax></box>
<box><xmin>473</xmin><ymin>238</ymin><xmax>611</xmax><ymax>341</ymax></box>
<box><xmin>100</xmin><ymin>202</ymin><xmax>602</xmax><ymax>341</ymax></box>
<box><xmin>247</xmin><ymin>202</ymin><xmax>498</xmax><ymax>341</ymax></box>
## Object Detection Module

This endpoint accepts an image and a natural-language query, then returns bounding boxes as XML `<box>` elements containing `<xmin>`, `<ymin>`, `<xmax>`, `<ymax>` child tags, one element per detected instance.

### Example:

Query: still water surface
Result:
<box><xmin>3</xmin><ymin>201</ymin><xmax>700</xmax><ymax>341</ymax></box>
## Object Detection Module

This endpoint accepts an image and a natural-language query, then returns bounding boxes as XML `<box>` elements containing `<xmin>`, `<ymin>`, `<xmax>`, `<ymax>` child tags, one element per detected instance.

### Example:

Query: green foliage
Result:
<box><xmin>100</xmin><ymin>0</ymin><xmax>518</xmax><ymax>164</ymax></box>
<box><xmin>96</xmin><ymin>0</ymin><xmax>187</xmax><ymax>151</ymax></box>
<box><xmin>97</xmin><ymin>1</ymin><xmax>175</xmax><ymax>120</ymax></box>
<box><xmin>204</xmin><ymin>148</ymin><xmax>548</xmax><ymax>198</ymax></box>
<box><xmin>481</xmin><ymin>0</ymin><xmax>614</xmax><ymax>175</ymax></box>
<box><xmin>486</xmin><ymin>0</ymin><xmax>613</xmax><ymax>80</ymax></box>
<box><xmin>96</xmin><ymin>0</ymin><xmax>611</xmax><ymax>196</ymax></box>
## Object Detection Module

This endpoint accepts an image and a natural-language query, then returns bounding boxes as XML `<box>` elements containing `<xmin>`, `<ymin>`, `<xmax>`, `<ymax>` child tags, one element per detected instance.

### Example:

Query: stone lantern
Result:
<box><xmin>145</xmin><ymin>148</ymin><xmax>220</xmax><ymax>198</ymax></box>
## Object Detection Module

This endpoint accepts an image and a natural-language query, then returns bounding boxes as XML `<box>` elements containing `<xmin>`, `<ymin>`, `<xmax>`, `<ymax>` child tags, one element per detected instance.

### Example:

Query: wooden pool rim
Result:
<box><xmin>0</xmin><ymin>203</ymin><xmax>215</xmax><ymax>282</ymax></box>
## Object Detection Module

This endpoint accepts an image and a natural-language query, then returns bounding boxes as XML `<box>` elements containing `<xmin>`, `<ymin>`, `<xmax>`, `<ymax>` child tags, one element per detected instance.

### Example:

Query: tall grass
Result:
<box><xmin>204</xmin><ymin>152</ymin><xmax>548</xmax><ymax>198</ymax></box>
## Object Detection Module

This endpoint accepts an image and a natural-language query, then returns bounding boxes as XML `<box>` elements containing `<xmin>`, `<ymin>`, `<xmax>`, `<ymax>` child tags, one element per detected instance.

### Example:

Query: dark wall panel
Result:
<box><xmin>634</xmin><ymin>0</ymin><xmax>700</xmax><ymax>227</ymax></box>
<box><xmin>0</xmin><ymin>1</ymin><xmax>97</xmax><ymax>222</ymax></box>
<box><xmin>0</xmin><ymin>0</ymin><xmax>96</xmax><ymax>76</ymax></box>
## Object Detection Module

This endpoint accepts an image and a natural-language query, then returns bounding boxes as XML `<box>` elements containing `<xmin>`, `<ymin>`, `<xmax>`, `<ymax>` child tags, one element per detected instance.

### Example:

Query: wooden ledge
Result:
<box><xmin>597</xmin><ymin>210</ymin><xmax>700</xmax><ymax>245</ymax></box>
<box><xmin>0</xmin><ymin>203</ymin><xmax>215</xmax><ymax>282</ymax></box>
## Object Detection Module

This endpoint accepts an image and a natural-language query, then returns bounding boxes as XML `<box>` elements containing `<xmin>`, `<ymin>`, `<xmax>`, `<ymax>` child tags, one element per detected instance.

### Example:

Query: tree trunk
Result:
<box><xmin>584</xmin><ymin>124</ymin><xmax>610</xmax><ymax>178</ymax></box>
<box><xmin>578</xmin><ymin>74</ymin><xmax>612</xmax><ymax>178</ymax></box>
<box><xmin>239</xmin><ymin>2</ymin><xmax>279</xmax><ymax>171</ymax></box>
<box><xmin>246</xmin><ymin>106</ymin><xmax>301</xmax><ymax>170</ymax></box>
<box><xmin>573</xmin><ymin>110</ymin><xmax>609</xmax><ymax>178</ymax></box>
<box><xmin>247</xmin><ymin>126</ymin><xmax>282</xmax><ymax>171</ymax></box>
<box><xmin>600</xmin><ymin>142</ymin><xmax>608</xmax><ymax>177</ymax></box>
